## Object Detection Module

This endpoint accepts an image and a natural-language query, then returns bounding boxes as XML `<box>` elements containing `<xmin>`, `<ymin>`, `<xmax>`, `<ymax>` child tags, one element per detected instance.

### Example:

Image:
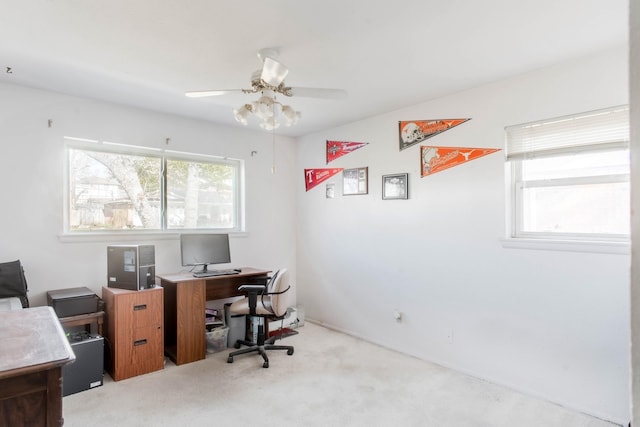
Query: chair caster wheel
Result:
<box><xmin>234</xmin><ymin>342</ymin><xmax>241</xmax><ymax>349</ymax></box>
<box><xmin>263</xmin><ymin>361</ymin><xmax>269</xmax><ymax>368</ymax></box>
<box><xmin>287</xmin><ymin>348</ymin><xmax>294</xmax><ymax>355</ymax></box>
<box><xmin>227</xmin><ymin>357</ymin><xmax>233</xmax><ymax>363</ymax></box>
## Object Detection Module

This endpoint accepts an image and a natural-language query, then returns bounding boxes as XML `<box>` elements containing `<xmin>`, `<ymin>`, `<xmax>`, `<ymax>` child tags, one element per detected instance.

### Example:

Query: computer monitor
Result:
<box><xmin>180</xmin><ymin>234</ymin><xmax>231</xmax><ymax>273</ymax></box>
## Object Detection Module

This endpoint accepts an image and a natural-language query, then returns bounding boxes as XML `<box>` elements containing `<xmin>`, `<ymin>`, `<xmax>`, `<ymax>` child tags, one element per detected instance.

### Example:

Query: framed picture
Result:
<box><xmin>343</xmin><ymin>167</ymin><xmax>368</xmax><ymax>195</ymax></box>
<box><xmin>382</xmin><ymin>173</ymin><xmax>408</xmax><ymax>200</ymax></box>
<box><xmin>326</xmin><ymin>183</ymin><xmax>335</xmax><ymax>199</ymax></box>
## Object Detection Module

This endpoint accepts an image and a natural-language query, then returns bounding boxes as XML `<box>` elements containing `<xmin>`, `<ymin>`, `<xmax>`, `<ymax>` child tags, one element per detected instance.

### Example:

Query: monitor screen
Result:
<box><xmin>180</xmin><ymin>234</ymin><xmax>231</xmax><ymax>270</ymax></box>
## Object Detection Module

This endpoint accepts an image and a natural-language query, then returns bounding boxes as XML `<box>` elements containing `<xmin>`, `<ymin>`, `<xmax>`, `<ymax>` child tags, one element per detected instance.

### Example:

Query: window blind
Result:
<box><xmin>505</xmin><ymin>105</ymin><xmax>629</xmax><ymax>160</ymax></box>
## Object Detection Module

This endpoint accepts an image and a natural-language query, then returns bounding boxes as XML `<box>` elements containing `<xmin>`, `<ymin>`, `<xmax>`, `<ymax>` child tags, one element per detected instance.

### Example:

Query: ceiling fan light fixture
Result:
<box><xmin>234</xmin><ymin>92</ymin><xmax>300</xmax><ymax>130</ymax></box>
<box><xmin>281</xmin><ymin>105</ymin><xmax>300</xmax><ymax>126</ymax></box>
<box><xmin>261</xmin><ymin>57</ymin><xmax>289</xmax><ymax>87</ymax></box>
<box><xmin>233</xmin><ymin>104</ymin><xmax>252</xmax><ymax>125</ymax></box>
<box><xmin>253</xmin><ymin>95</ymin><xmax>275</xmax><ymax>120</ymax></box>
<box><xmin>259</xmin><ymin>116</ymin><xmax>280</xmax><ymax>131</ymax></box>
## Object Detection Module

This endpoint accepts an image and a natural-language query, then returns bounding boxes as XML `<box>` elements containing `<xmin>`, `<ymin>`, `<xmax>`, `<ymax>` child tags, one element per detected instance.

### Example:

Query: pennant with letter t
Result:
<box><xmin>399</xmin><ymin>118</ymin><xmax>470</xmax><ymax>151</ymax></box>
<box><xmin>304</xmin><ymin>168</ymin><xmax>343</xmax><ymax>191</ymax></box>
<box><xmin>420</xmin><ymin>146</ymin><xmax>501</xmax><ymax>177</ymax></box>
<box><xmin>326</xmin><ymin>140</ymin><xmax>369</xmax><ymax>163</ymax></box>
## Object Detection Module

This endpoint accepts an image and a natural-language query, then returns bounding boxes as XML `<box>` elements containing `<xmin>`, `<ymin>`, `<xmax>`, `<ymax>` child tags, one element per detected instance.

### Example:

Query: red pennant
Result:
<box><xmin>304</xmin><ymin>168</ymin><xmax>343</xmax><ymax>191</ymax></box>
<box><xmin>420</xmin><ymin>146</ymin><xmax>501</xmax><ymax>177</ymax></box>
<box><xmin>326</xmin><ymin>140</ymin><xmax>369</xmax><ymax>163</ymax></box>
<box><xmin>399</xmin><ymin>119</ymin><xmax>470</xmax><ymax>150</ymax></box>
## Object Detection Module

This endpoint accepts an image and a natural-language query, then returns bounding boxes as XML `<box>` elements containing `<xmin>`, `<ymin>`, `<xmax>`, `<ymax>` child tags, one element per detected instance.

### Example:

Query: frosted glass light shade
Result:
<box><xmin>233</xmin><ymin>104</ymin><xmax>252</xmax><ymax>125</ymax></box>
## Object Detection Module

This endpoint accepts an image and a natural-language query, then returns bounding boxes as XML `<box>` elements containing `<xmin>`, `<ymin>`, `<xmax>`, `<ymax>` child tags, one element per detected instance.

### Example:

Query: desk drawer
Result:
<box><xmin>113</xmin><ymin>325</ymin><xmax>163</xmax><ymax>380</ymax></box>
<box><xmin>128</xmin><ymin>325</ymin><xmax>163</xmax><ymax>364</ymax></box>
<box><xmin>119</xmin><ymin>289</ymin><xmax>162</xmax><ymax>329</ymax></box>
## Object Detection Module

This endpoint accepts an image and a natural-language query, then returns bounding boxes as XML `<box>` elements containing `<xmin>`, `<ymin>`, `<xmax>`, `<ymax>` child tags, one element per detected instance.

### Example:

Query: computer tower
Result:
<box><xmin>62</xmin><ymin>333</ymin><xmax>104</xmax><ymax>396</ymax></box>
<box><xmin>107</xmin><ymin>245</ymin><xmax>155</xmax><ymax>291</ymax></box>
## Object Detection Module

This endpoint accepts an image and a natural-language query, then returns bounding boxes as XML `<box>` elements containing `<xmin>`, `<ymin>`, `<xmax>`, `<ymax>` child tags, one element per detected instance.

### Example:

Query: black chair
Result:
<box><xmin>0</xmin><ymin>259</ymin><xmax>29</xmax><ymax>308</ymax></box>
<box><xmin>227</xmin><ymin>269</ymin><xmax>294</xmax><ymax>368</ymax></box>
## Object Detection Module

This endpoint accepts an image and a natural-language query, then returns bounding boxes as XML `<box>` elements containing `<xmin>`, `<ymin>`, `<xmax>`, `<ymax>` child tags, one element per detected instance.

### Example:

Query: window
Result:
<box><xmin>505</xmin><ymin>106</ymin><xmax>629</xmax><ymax>242</ymax></box>
<box><xmin>66</xmin><ymin>139</ymin><xmax>243</xmax><ymax>233</ymax></box>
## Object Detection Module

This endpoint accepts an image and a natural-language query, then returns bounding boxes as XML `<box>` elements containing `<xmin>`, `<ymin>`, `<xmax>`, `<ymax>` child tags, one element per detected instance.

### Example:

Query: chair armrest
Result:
<box><xmin>238</xmin><ymin>284</ymin><xmax>267</xmax><ymax>292</ymax></box>
<box><xmin>265</xmin><ymin>285</ymin><xmax>291</xmax><ymax>296</ymax></box>
<box><xmin>237</xmin><ymin>284</ymin><xmax>267</xmax><ymax>316</ymax></box>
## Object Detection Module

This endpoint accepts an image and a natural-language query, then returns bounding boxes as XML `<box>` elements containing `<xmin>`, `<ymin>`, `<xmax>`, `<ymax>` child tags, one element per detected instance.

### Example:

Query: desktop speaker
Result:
<box><xmin>107</xmin><ymin>245</ymin><xmax>155</xmax><ymax>291</ymax></box>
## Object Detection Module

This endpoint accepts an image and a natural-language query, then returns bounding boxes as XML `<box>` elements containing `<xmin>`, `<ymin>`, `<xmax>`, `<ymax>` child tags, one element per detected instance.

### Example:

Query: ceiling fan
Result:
<box><xmin>185</xmin><ymin>48</ymin><xmax>347</xmax><ymax>130</ymax></box>
<box><xmin>184</xmin><ymin>48</ymin><xmax>348</xmax><ymax>100</ymax></box>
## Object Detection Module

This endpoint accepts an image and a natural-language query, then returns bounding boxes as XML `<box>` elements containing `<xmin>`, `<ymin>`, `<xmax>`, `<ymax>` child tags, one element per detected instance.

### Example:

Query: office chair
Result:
<box><xmin>0</xmin><ymin>259</ymin><xmax>29</xmax><ymax>308</ymax></box>
<box><xmin>227</xmin><ymin>269</ymin><xmax>294</xmax><ymax>368</ymax></box>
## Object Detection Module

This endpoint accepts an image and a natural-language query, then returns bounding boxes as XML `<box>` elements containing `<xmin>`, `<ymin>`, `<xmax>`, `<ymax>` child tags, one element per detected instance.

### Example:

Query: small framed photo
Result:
<box><xmin>343</xmin><ymin>167</ymin><xmax>368</xmax><ymax>195</ymax></box>
<box><xmin>326</xmin><ymin>183</ymin><xmax>335</xmax><ymax>199</ymax></box>
<box><xmin>382</xmin><ymin>173</ymin><xmax>408</xmax><ymax>200</ymax></box>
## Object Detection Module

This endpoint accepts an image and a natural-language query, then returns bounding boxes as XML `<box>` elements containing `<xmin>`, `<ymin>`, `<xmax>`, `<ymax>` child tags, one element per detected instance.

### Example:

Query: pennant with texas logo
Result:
<box><xmin>399</xmin><ymin>118</ymin><xmax>470</xmax><ymax>151</ymax></box>
<box><xmin>304</xmin><ymin>168</ymin><xmax>343</xmax><ymax>191</ymax></box>
<box><xmin>421</xmin><ymin>146</ymin><xmax>501</xmax><ymax>177</ymax></box>
<box><xmin>326</xmin><ymin>140</ymin><xmax>369</xmax><ymax>164</ymax></box>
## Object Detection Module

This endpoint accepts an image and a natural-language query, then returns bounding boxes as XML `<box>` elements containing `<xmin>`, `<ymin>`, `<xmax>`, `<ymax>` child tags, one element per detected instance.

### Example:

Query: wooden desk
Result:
<box><xmin>0</xmin><ymin>306</ymin><xmax>75</xmax><ymax>427</ymax></box>
<box><xmin>158</xmin><ymin>267</ymin><xmax>270</xmax><ymax>365</ymax></box>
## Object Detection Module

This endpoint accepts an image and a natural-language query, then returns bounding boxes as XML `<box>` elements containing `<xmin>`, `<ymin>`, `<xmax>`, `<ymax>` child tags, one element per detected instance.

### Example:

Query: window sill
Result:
<box><xmin>500</xmin><ymin>237</ymin><xmax>629</xmax><ymax>254</ymax></box>
<box><xmin>58</xmin><ymin>231</ymin><xmax>248</xmax><ymax>243</ymax></box>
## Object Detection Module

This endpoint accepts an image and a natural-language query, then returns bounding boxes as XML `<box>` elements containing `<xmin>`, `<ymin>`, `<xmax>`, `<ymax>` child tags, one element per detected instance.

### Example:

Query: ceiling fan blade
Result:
<box><xmin>261</xmin><ymin>57</ymin><xmax>289</xmax><ymax>87</ymax></box>
<box><xmin>288</xmin><ymin>87</ymin><xmax>348</xmax><ymax>99</ymax></box>
<box><xmin>185</xmin><ymin>89</ymin><xmax>243</xmax><ymax>98</ymax></box>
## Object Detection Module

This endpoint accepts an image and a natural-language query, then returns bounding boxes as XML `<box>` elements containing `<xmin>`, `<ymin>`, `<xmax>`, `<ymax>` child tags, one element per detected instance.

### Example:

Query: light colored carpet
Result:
<box><xmin>63</xmin><ymin>322</ymin><xmax>617</xmax><ymax>427</ymax></box>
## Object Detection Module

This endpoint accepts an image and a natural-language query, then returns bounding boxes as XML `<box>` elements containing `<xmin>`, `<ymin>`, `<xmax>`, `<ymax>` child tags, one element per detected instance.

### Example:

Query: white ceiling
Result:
<box><xmin>0</xmin><ymin>1</ymin><xmax>628</xmax><ymax>137</ymax></box>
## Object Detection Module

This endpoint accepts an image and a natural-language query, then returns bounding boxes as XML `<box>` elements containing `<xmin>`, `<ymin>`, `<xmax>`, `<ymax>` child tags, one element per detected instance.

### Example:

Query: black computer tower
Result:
<box><xmin>62</xmin><ymin>333</ymin><xmax>104</xmax><ymax>397</ymax></box>
<box><xmin>107</xmin><ymin>245</ymin><xmax>155</xmax><ymax>291</ymax></box>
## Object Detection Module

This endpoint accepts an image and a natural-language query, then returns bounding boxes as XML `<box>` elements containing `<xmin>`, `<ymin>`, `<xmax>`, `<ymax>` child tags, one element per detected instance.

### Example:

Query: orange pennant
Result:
<box><xmin>304</xmin><ymin>168</ymin><xmax>343</xmax><ymax>191</ymax></box>
<box><xmin>399</xmin><ymin>119</ymin><xmax>470</xmax><ymax>151</ymax></box>
<box><xmin>420</xmin><ymin>146</ymin><xmax>501</xmax><ymax>177</ymax></box>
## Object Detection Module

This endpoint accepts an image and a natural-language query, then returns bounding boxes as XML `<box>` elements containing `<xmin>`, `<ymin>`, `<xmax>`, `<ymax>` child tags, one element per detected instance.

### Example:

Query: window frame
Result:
<box><xmin>63</xmin><ymin>138</ymin><xmax>245</xmax><ymax>238</ymax></box>
<box><xmin>504</xmin><ymin>106</ymin><xmax>630</xmax><ymax>252</ymax></box>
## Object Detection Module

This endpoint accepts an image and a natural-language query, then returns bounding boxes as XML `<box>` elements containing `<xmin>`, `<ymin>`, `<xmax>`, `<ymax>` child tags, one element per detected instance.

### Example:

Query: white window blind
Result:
<box><xmin>505</xmin><ymin>105</ymin><xmax>629</xmax><ymax>160</ymax></box>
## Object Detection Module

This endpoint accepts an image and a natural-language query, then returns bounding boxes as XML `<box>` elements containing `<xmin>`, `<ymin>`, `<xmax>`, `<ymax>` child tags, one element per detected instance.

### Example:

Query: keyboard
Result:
<box><xmin>192</xmin><ymin>269</ymin><xmax>240</xmax><ymax>278</ymax></box>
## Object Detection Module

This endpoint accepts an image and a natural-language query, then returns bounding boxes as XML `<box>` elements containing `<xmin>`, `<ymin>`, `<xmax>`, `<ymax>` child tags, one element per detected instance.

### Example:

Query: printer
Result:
<box><xmin>47</xmin><ymin>286</ymin><xmax>101</xmax><ymax>318</ymax></box>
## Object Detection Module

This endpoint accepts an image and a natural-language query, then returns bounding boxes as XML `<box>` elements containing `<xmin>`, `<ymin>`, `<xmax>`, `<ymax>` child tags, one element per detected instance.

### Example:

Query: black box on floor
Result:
<box><xmin>62</xmin><ymin>332</ymin><xmax>104</xmax><ymax>397</ymax></box>
<box><xmin>224</xmin><ymin>303</ymin><xmax>246</xmax><ymax>347</ymax></box>
<box><xmin>47</xmin><ymin>286</ymin><xmax>100</xmax><ymax>318</ymax></box>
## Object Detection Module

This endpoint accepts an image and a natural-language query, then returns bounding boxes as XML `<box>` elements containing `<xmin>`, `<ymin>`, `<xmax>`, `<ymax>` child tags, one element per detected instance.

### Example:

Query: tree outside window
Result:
<box><xmin>67</xmin><ymin>143</ymin><xmax>241</xmax><ymax>232</ymax></box>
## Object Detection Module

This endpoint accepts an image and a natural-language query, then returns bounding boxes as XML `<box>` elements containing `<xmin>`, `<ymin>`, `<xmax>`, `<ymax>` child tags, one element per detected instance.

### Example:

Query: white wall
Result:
<box><xmin>0</xmin><ymin>83</ymin><xmax>297</xmax><ymax>308</ymax></box>
<box><xmin>296</xmin><ymin>46</ymin><xmax>630</xmax><ymax>423</ymax></box>
<box><xmin>631</xmin><ymin>0</ymin><xmax>639</xmax><ymax>423</ymax></box>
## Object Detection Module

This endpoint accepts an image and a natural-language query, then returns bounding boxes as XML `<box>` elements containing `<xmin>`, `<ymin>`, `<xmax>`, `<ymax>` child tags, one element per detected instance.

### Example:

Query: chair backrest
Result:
<box><xmin>265</xmin><ymin>269</ymin><xmax>291</xmax><ymax>318</ymax></box>
<box><xmin>0</xmin><ymin>260</ymin><xmax>29</xmax><ymax>308</ymax></box>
